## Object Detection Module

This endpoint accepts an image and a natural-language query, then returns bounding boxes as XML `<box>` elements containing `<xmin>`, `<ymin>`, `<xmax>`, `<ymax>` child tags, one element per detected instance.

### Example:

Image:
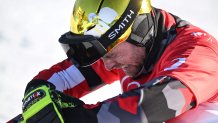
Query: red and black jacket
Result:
<box><xmin>27</xmin><ymin>7</ymin><xmax>218</xmax><ymax>123</ymax></box>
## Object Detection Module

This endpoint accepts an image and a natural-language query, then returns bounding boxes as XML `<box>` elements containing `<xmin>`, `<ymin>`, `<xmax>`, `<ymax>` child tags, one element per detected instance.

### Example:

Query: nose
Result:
<box><xmin>102</xmin><ymin>58</ymin><xmax>117</xmax><ymax>71</ymax></box>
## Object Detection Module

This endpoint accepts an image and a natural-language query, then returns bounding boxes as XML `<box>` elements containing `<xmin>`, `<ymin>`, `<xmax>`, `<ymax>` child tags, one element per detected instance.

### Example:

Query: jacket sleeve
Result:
<box><xmin>62</xmin><ymin>76</ymin><xmax>195</xmax><ymax>123</ymax></box>
<box><xmin>157</xmin><ymin>26</ymin><xmax>218</xmax><ymax>105</ymax></box>
<box><xmin>30</xmin><ymin>58</ymin><xmax>120</xmax><ymax>98</ymax></box>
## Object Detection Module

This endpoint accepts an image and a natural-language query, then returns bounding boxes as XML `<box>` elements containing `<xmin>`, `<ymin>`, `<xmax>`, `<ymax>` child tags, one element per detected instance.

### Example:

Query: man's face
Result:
<box><xmin>102</xmin><ymin>42</ymin><xmax>146</xmax><ymax>77</ymax></box>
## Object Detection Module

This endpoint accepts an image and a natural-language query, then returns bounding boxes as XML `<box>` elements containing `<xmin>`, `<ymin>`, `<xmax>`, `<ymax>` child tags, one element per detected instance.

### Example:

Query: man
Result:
<box><xmin>12</xmin><ymin>0</ymin><xmax>218</xmax><ymax>122</ymax></box>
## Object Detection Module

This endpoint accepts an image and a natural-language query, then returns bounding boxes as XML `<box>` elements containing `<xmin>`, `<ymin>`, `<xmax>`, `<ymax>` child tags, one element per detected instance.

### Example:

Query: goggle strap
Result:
<box><xmin>99</xmin><ymin>0</ymin><xmax>143</xmax><ymax>48</ymax></box>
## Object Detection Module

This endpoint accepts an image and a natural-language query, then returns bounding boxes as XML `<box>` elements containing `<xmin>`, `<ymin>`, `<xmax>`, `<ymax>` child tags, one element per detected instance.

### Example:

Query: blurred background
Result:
<box><xmin>0</xmin><ymin>0</ymin><xmax>217</xmax><ymax>122</ymax></box>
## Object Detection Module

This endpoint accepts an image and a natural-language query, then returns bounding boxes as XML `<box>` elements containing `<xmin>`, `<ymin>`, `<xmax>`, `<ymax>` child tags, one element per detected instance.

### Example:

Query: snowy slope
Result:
<box><xmin>0</xmin><ymin>0</ymin><xmax>217</xmax><ymax>122</ymax></box>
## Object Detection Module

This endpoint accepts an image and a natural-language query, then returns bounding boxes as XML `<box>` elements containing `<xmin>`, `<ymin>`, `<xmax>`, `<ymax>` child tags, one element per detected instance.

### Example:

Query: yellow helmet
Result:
<box><xmin>59</xmin><ymin>0</ymin><xmax>152</xmax><ymax>66</ymax></box>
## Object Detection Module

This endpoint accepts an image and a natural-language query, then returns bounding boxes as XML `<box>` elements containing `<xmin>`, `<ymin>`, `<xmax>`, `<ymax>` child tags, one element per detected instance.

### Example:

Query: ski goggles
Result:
<box><xmin>59</xmin><ymin>0</ymin><xmax>152</xmax><ymax>67</ymax></box>
<box><xmin>59</xmin><ymin>0</ymin><xmax>142</xmax><ymax>55</ymax></box>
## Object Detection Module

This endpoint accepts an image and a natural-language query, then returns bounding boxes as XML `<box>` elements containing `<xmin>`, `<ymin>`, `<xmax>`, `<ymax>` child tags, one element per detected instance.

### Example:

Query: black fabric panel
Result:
<box><xmin>78</xmin><ymin>66</ymin><xmax>105</xmax><ymax>90</ymax></box>
<box><xmin>140</xmin><ymin>81</ymin><xmax>176</xmax><ymax>122</ymax></box>
<box><xmin>142</xmin><ymin>7</ymin><xmax>177</xmax><ymax>74</ymax></box>
<box><xmin>138</xmin><ymin>78</ymin><xmax>195</xmax><ymax>122</ymax></box>
<box><xmin>62</xmin><ymin>105</ymin><xmax>100</xmax><ymax>123</ymax></box>
<box><xmin>26</xmin><ymin>103</ymin><xmax>62</xmax><ymax>123</ymax></box>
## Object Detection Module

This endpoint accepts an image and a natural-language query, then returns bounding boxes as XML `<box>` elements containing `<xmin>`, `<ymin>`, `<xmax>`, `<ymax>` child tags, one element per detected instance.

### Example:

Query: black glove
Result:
<box><xmin>59</xmin><ymin>32</ymin><xmax>106</xmax><ymax>67</ymax></box>
<box><xmin>68</xmin><ymin>43</ymin><xmax>101</xmax><ymax>67</ymax></box>
<box><xmin>20</xmin><ymin>80</ymin><xmax>84</xmax><ymax>123</ymax></box>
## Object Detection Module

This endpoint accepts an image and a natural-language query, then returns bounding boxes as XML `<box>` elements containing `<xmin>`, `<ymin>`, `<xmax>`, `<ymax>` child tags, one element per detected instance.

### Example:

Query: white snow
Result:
<box><xmin>0</xmin><ymin>0</ymin><xmax>217</xmax><ymax>122</ymax></box>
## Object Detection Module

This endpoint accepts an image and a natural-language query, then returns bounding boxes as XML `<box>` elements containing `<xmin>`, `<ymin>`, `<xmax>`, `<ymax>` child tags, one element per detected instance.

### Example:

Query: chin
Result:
<box><xmin>124</xmin><ymin>66</ymin><xmax>143</xmax><ymax>78</ymax></box>
<box><xmin>124</xmin><ymin>70</ymin><xmax>138</xmax><ymax>77</ymax></box>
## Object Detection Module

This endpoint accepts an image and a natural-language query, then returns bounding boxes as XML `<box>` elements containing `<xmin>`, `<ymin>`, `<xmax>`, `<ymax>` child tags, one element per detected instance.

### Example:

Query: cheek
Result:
<box><xmin>125</xmin><ymin>51</ymin><xmax>146</xmax><ymax>65</ymax></box>
<box><xmin>117</xmin><ymin>52</ymin><xmax>134</xmax><ymax>64</ymax></box>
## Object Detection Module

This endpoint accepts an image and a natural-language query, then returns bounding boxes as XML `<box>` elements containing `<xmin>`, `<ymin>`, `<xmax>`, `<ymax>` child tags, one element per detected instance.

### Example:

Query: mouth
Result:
<box><xmin>122</xmin><ymin>65</ymin><xmax>135</xmax><ymax>75</ymax></box>
<box><xmin>122</xmin><ymin>65</ymin><xmax>130</xmax><ymax>72</ymax></box>
<box><xmin>122</xmin><ymin>64</ymin><xmax>143</xmax><ymax>77</ymax></box>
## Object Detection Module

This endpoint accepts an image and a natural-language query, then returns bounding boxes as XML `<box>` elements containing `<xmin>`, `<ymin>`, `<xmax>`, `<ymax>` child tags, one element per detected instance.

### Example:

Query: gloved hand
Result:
<box><xmin>59</xmin><ymin>32</ymin><xmax>106</xmax><ymax>67</ymax></box>
<box><xmin>20</xmin><ymin>82</ymin><xmax>84</xmax><ymax>123</ymax></box>
<box><xmin>69</xmin><ymin>43</ymin><xmax>102</xmax><ymax>67</ymax></box>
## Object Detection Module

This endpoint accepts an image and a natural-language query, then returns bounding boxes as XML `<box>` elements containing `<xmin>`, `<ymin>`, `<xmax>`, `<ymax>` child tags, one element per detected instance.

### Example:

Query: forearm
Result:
<box><xmin>28</xmin><ymin>59</ymin><xmax>105</xmax><ymax>98</ymax></box>
<box><xmin>28</xmin><ymin>58</ymin><xmax>120</xmax><ymax>99</ymax></box>
<box><xmin>64</xmin><ymin>76</ymin><xmax>195</xmax><ymax>123</ymax></box>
